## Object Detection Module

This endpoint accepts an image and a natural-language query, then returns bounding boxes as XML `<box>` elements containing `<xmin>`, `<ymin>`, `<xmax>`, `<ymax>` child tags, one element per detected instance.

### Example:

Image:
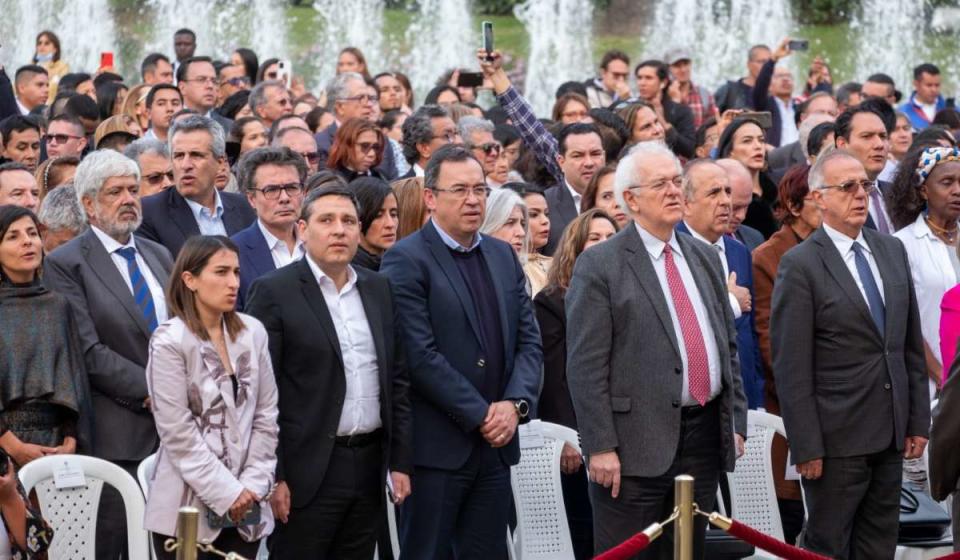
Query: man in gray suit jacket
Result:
<box><xmin>44</xmin><ymin>150</ymin><xmax>174</xmax><ymax>560</ymax></box>
<box><xmin>771</xmin><ymin>149</ymin><xmax>929</xmax><ymax>559</ymax></box>
<box><xmin>567</xmin><ymin>143</ymin><xmax>747</xmax><ymax>559</ymax></box>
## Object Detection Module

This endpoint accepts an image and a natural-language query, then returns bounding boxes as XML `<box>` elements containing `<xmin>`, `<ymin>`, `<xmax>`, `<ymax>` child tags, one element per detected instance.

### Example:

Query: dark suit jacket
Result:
<box><xmin>735</xmin><ymin>224</ymin><xmax>765</xmax><ymax>252</ymax></box>
<box><xmin>863</xmin><ymin>180</ymin><xmax>892</xmax><ymax>232</ymax></box>
<box><xmin>676</xmin><ymin>224</ymin><xmax>765</xmax><ymax>409</ymax></box>
<box><xmin>931</xmin><ymin>354</ymin><xmax>960</xmax><ymax>501</ymax></box>
<box><xmin>244</xmin><ymin>260</ymin><xmax>412</xmax><ymax>508</ymax></box>
<box><xmin>210</xmin><ymin>111</ymin><xmax>233</xmax><ymax>135</ymax></box>
<box><xmin>43</xmin><ymin>229</ymin><xmax>174</xmax><ymax>461</ymax></box>
<box><xmin>771</xmin><ymin>227</ymin><xmax>930</xmax><ymax>464</ymax></box>
<box><xmin>768</xmin><ymin>141</ymin><xmax>805</xmax><ymax>171</ymax></box>
<box><xmin>663</xmin><ymin>97</ymin><xmax>696</xmax><ymax>159</ymax></box>
<box><xmin>137</xmin><ymin>187</ymin><xmax>256</xmax><ymax>258</ymax></box>
<box><xmin>231</xmin><ymin>221</ymin><xmax>277</xmax><ymax>311</ymax></box>
<box><xmin>379</xmin><ymin>222</ymin><xmax>542</xmax><ymax>470</ymax></box>
<box><xmin>534</xmin><ymin>287</ymin><xmax>577</xmax><ymax>429</ymax></box>
<box><xmin>543</xmin><ymin>183</ymin><xmax>579</xmax><ymax>256</ymax></box>
<box><xmin>566</xmin><ymin>225</ymin><xmax>747</xmax><ymax>476</ymax></box>
<box><xmin>316</xmin><ymin>122</ymin><xmax>399</xmax><ymax>181</ymax></box>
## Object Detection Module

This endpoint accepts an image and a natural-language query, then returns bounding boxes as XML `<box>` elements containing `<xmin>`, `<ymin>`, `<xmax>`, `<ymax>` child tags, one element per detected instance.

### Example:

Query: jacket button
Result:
<box><xmin>884</xmin><ymin>383</ymin><xmax>891</xmax><ymax>390</ymax></box>
<box><xmin>477</xmin><ymin>359</ymin><xmax>485</xmax><ymax>367</ymax></box>
<box><xmin>675</xmin><ymin>366</ymin><xmax>682</xmax><ymax>375</ymax></box>
<box><xmin>672</xmin><ymin>400</ymin><xmax>680</xmax><ymax>408</ymax></box>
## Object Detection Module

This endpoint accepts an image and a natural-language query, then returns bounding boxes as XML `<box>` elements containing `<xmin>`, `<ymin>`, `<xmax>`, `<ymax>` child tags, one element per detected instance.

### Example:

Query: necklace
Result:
<box><xmin>925</xmin><ymin>216</ymin><xmax>959</xmax><ymax>244</ymax></box>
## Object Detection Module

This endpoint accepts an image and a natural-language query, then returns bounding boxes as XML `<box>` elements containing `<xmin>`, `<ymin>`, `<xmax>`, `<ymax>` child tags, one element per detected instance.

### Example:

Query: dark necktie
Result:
<box><xmin>852</xmin><ymin>241</ymin><xmax>885</xmax><ymax>334</ymax></box>
<box><xmin>116</xmin><ymin>247</ymin><xmax>159</xmax><ymax>333</ymax></box>
<box><xmin>663</xmin><ymin>244</ymin><xmax>711</xmax><ymax>405</ymax></box>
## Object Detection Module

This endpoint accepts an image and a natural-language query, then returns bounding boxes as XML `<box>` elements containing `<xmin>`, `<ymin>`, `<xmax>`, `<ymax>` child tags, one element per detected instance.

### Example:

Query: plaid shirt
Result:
<box><xmin>496</xmin><ymin>86</ymin><xmax>565</xmax><ymax>186</ymax></box>
<box><xmin>684</xmin><ymin>83</ymin><xmax>716</xmax><ymax>129</ymax></box>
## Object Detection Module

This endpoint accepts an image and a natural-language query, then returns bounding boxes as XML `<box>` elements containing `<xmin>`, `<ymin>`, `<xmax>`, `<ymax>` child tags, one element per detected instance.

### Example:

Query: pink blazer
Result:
<box><xmin>143</xmin><ymin>314</ymin><xmax>279</xmax><ymax>543</ymax></box>
<box><xmin>940</xmin><ymin>285</ymin><xmax>960</xmax><ymax>382</ymax></box>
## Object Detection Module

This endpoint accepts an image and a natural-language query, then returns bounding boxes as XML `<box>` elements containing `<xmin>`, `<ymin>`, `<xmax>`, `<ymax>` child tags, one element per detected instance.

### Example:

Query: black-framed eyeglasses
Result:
<box><xmin>820</xmin><ymin>180</ymin><xmax>877</xmax><ymax>195</ymax></box>
<box><xmin>433</xmin><ymin>186</ymin><xmax>491</xmax><ymax>199</ymax></box>
<box><xmin>144</xmin><ymin>171</ymin><xmax>175</xmax><ymax>185</ymax></box>
<box><xmin>251</xmin><ymin>183</ymin><xmax>303</xmax><ymax>200</ymax></box>
<box><xmin>474</xmin><ymin>142</ymin><xmax>501</xmax><ymax>155</ymax></box>
<box><xmin>44</xmin><ymin>133</ymin><xmax>83</xmax><ymax>144</ymax></box>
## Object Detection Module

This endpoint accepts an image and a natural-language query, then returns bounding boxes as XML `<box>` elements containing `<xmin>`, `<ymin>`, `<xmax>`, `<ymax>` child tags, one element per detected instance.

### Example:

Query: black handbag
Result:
<box><xmin>898</xmin><ymin>485</ymin><xmax>951</xmax><ymax>543</ymax></box>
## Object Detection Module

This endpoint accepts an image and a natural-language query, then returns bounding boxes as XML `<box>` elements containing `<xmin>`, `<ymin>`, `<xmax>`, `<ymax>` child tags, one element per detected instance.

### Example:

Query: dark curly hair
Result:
<box><xmin>887</xmin><ymin>146</ymin><xmax>934</xmax><ymax>230</ymax></box>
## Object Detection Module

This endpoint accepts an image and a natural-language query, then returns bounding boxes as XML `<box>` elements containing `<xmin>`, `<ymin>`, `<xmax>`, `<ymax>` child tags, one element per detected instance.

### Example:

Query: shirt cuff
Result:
<box><xmin>728</xmin><ymin>292</ymin><xmax>743</xmax><ymax>319</ymax></box>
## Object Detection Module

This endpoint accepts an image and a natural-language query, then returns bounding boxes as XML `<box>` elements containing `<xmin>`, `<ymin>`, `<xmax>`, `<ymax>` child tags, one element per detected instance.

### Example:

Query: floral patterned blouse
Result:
<box><xmin>8</xmin><ymin>478</ymin><xmax>53</xmax><ymax>560</ymax></box>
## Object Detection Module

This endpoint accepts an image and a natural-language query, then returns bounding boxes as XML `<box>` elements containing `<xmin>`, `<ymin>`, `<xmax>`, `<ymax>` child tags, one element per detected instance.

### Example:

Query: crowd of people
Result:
<box><xmin>0</xmin><ymin>24</ymin><xmax>959</xmax><ymax>560</ymax></box>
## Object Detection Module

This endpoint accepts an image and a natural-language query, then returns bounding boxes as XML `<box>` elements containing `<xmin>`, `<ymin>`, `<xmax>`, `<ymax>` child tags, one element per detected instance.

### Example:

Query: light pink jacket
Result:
<box><xmin>143</xmin><ymin>314</ymin><xmax>279</xmax><ymax>543</ymax></box>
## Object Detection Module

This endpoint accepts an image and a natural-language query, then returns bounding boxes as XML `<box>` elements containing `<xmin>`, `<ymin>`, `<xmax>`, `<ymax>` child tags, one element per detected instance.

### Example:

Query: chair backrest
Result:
<box><xmin>510</xmin><ymin>420</ymin><xmax>579</xmax><ymax>560</ymax></box>
<box><xmin>19</xmin><ymin>455</ymin><xmax>150</xmax><ymax>560</ymax></box>
<box><xmin>726</xmin><ymin>410</ymin><xmax>786</xmax><ymax>548</ymax></box>
<box><xmin>137</xmin><ymin>453</ymin><xmax>157</xmax><ymax>500</ymax></box>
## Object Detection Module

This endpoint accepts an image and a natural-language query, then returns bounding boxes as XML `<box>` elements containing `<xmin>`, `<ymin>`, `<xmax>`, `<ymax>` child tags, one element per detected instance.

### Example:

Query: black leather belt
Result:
<box><xmin>681</xmin><ymin>399</ymin><xmax>718</xmax><ymax>418</ymax></box>
<box><xmin>335</xmin><ymin>428</ymin><xmax>383</xmax><ymax>447</ymax></box>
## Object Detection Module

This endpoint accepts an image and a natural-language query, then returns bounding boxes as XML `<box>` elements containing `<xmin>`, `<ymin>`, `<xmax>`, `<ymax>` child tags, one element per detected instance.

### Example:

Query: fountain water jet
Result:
<box><xmin>851</xmin><ymin>0</ymin><xmax>928</xmax><ymax>95</ymax></box>
<box><xmin>515</xmin><ymin>0</ymin><xmax>594</xmax><ymax>117</ymax></box>
<box><xmin>404</xmin><ymin>0</ymin><xmax>475</xmax><ymax>102</ymax></box>
<box><xmin>313</xmin><ymin>0</ymin><xmax>386</xmax><ymax>86</ymax></box>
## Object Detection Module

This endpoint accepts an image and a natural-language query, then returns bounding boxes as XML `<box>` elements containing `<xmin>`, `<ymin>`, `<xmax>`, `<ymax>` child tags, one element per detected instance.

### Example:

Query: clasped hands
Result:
<box><xmin>481</xmin><ymin>401</ymin><xmax>519</xmax><ymax>448</ymax></box>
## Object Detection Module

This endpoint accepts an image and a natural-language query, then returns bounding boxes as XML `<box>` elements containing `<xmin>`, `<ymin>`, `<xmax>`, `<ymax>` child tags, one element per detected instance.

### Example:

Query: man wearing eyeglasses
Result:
<box><xmin>45</xmin><ymin>114</ymin><xmax>88</xmax><ymax>159</ymax></box>
<box><xmin>217</xmin><ymin>63</ymin><xmax>250</xmax><ymax>106</ymax></box>
<box><xmin>771</xmin><ymin>149</ymin><xmax>928</xmax><ymax>559</ymax></box>
<box><xmin>124</xmin><ymin>138</ymin><xmax>175</xmax><ymax>198</ymax></box>
<box><xmin>249</xmin><ymin>80</ymin><xmax>292</xmax><ymax>130</ymax></box>
<box><xmin>381</xmin><ymin>144</ymin><xmax>540</xmax><ymax>558</ymax></box>
<box><xmin>176</xmin><ymin>56</ymin><xmax>233</xmax><ymax>133</ymax></box>
<box><xmin>316</xmin><ymin>72</ymin><xmax>398</xmax><ymax>180</ymax></box>
<box><xmin>458</xmin><ymin>116</ymin><xmax>500</xmax><ymax>180</ymax></box>
<box><xmin>398</xmin><ymin>105</ymin><xmax>460</xmax><ymax>179</ymax></box>
<box><xmin>835</xmin><ymin>103</ymin><xmax>894</xmax><ymax>234</ymax></box>
<box><xmin>273</xmin><ymin>127</ymin><xmax>320</xmax><ymax>174</ymax></box>
<box><xmin>231</xmin><ymin>146</ymin><xmax>307</xmax><ymax>310</ymax></box>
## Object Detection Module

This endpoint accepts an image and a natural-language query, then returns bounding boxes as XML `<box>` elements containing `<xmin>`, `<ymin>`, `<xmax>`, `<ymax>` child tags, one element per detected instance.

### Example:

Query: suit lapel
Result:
<box><xmin>296</xmin><ymin>260</ymin><xmax>344</xmax><ymax>368</ymax></box>
<box><xmin>622</xmin><ymin>227</ymin><xmax>681</xmax><ymax>359</ymax></box>
<box><xmin>864</xmin><ymin>230</ymin><xmax>898</xmax><ymax>342</ymax></box>
<box><xmin>221</xmin><ymin>194</ymin><xmax>246</xmax><ymax>235</ymax></box>
<box><xmin>356</xmin><ymin>272</ymin><xmax>387</xmax><ymax>382</ymax></box>
<box><xmin>134</xmin><ymin>238</ymin><xmax>170</xmax><ymax>285</ymax></box>
<box><xmin>169</xmin><ymin>189</ymin><xmax>201</xmax><ymax>239</ymax></box>
<box><xmin>813</xmin><ymin>228</ymin><xmax>882</xmax><ymax>340</ymax></box>
<box><xmin>557</xmin><ymin>184</ymin><xmax>579</xmax><ymax>224</ymax></box>
<box><xmin>81</xmin><ymin>230</ymin><xmax>152</xmax><ymax>338</ymax></box>
<box><xmin>246</xmin><ymin>226</ymin><xmax>277</xmax><ymax>278</ymax></box>
<box><xmin>423</xmin><ymin>225</ymin><xmax>485</xmax><ymax>344</ymax></box>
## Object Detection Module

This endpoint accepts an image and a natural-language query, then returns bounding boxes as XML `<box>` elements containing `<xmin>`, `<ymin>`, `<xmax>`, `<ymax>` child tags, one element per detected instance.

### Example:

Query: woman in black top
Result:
<box><xmin>717</xmin><ymin>117</ymin><xmax>780</xmax><ymax>238</ymax></box>
<box><xmin>349</xmin><ymin>177</ymin><xmax>399</xmax><ymax>271</ymax></box>
<box><xmin>327</xmin><ymin>118</ymin><xmax>387</xmax><ymax>182</ymax></box>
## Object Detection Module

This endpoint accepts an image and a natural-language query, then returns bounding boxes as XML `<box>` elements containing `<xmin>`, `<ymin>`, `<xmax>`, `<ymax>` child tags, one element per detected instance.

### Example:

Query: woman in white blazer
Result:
<box><xmin>144</xmin><ymin>236</ymin><xmax>279</xmax><ymax>559</ymax></box>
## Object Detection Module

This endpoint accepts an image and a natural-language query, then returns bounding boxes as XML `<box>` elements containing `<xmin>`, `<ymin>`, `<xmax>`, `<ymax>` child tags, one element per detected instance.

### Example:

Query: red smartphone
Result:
<box><xmin>100</xmin><ymin>52</ymin><xmax>114</xmax><ymax>69</ymax></box>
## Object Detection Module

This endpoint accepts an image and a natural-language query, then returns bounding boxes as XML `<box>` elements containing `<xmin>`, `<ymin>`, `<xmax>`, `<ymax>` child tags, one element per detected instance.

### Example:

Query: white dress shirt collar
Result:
<box><xmin>823</xmin><ymin>222</ymin><xmax>871</xmax><ymax>256</ymax></box>
<box><xmin>636</xmin><ymin>222</ymin><xmax>682</xmax><ymax>261</ymax></box>
<box><xmin>257</xmin><ymin>219</ymin><xmax>303</xmax><ymax>267</ymax></box>
<box><xmin>15</xmin><ymin>98</ymin><xmax>30</xmax><ymax>116</ymax></box>
<box><xmin>90</xmin><ymin>225</ymin><xmax>135</xmax><ymax>253</ymax></box>
<box><xmin>431</xmin><ymin>218</ymin><xmax>481</xmax><ymax>252</ymax></box>
<box><xmin>305</xmin><ymin>253</ymin><xmax>358</xmax><ymax>295</ymax></box>
<box><xmin>184</xmin><ymin>189</ymin><xmax>225</xmax><ymax>222</ymax></box>
<box><xmin>565</xmin><ymin>180</ymin><xmax>583</xmax><ymax>214</ymax></box>
<box><xmin>684</xmin><ymin>223</ymin><xmax>725</xmax><ymax>253</ymax></box>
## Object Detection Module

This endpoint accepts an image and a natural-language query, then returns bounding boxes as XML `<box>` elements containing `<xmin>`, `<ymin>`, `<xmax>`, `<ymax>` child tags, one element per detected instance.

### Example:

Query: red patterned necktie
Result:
<box><xmin>663</xmin><ymin>243</ymin><xmax>711</xmax><ymax>405</ymax></box>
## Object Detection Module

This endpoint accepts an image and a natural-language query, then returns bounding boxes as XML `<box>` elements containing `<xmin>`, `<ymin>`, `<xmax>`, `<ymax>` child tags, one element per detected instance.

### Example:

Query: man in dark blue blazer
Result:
<box><xmin>137</xmin><ymin>115</ymin><xmax>255</xmax><ymax>257</ymax></box>
<box><xmin>380</xmin><ymin>145</ymin><xmax>541</xmax><ymax>558</ymax></box>
<box><xmin>230</xmin><ymin>146</ymin><xmax>307</xmax><ymax>310</ymax></box>
<box><xmin>317</xmin><ymin>72</ymin><xmax>398</xmax><ymax>180</ymax></box>
<box><xmin>678</xmin><ymin>159</ymin><xmax>765</xmax><ymax>408</ymax></box>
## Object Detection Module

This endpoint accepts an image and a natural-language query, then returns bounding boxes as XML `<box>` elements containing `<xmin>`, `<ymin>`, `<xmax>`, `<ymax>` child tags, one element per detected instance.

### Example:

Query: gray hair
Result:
<box><xmin>613</xmin><ymin>141</ymin><xmax>681</xmax><ymax>210</ymax></box>
<box><xmin>38</xmin><ymin>184</ymin><xmax>87</xmax><ymax>233</ymax></box>
<box><xmin>798</xmin><ymin>113</ymin><xmax>835</xmax><ymax>159</ymax></box>
<box><xmin>402</xmin><ymin>105</ymin><xmax>448</xmax><ymax>165</ymax></box>
<box><xmin>326</xmin><ymin>72</ymin><xmax>365</xmax><ymax>110</ymax></box>
<box><xmin>123</xmin><ymin>138</ymin><xmax>170</xmax><ymax>165</ymax></box>
<box><xmin>680</xmin><ymin>158</ymin><xmax>722</xmax><ymax>199</ymax></box>
<box><xmin>236</xmin><ymin>146</ymin><xmax>309</xmax><ymax>193</ymax></box>
<box><xmin>249</xmin><ymin>80</ymin><xmax>285</xmax><ymax>117</ymax></box>
<box><xmin>457</xmin><ymin>116</ymin><xmax>495</xmax><ymax>148</ymax></box>
<box><xmin>480</xmin><ymin>187</ymin><xmax>528</xmax><ymax>257</ymax></box>
<box><xmin>74</xmin><ymin>149</ymin><xmax>141</xmax><ymax>205</ymax></box>
<box><xmin>168</xmin><ymin>114</ymin><xmax>226</xmax><ymax>159</ymax></box>
<box><xmin>808</xmin><ymin>146</ymin><xmax>859</xmax><ymax>190</ymax></box>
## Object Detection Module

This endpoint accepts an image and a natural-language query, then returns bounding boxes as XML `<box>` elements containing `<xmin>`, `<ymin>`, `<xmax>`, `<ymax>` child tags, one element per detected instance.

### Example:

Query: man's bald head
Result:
<box><xmin>716</xmin><ymin>158</ymin><xmax>753</xmax><ymax>233</ymax></box>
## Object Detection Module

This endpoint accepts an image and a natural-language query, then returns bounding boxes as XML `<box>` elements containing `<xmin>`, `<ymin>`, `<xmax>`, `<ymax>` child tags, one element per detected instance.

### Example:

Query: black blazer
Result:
<box><xmin>245</xmin><ymin>260</ymin><xmax>412</xmax><ymax>508</ymax></box>
<box><xmin>543</xmin><ymin>183</ymin><xmax>579</xmax><ymax>256</ymax></box>
<box><xmin>534</xmin><ymin>287</ymin><xmax>577</xmax><ymax>430</ymax></box>
<box><xmin>137</xmin><ymin>187</ymin><xmax>256</xmax><ymax>258</ymax></box>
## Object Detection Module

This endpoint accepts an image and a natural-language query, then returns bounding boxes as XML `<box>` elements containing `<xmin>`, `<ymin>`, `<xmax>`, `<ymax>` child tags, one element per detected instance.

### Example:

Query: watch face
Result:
<box><xmin>516</xmin><ymin>400</ymin><xmax>529</xmax><ymax>417</ymax></box>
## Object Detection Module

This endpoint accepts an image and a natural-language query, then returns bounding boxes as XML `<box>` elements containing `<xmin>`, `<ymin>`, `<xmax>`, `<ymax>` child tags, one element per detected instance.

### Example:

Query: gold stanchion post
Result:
<box><xmin>674</xmin><ymin>475</ymin><xmax>694</xmax><ymax>560</ymax></box>
<box><xmin>175</xmin><ymin>506</ymin><xmax>200</xmax><ymax>560</ymax></box>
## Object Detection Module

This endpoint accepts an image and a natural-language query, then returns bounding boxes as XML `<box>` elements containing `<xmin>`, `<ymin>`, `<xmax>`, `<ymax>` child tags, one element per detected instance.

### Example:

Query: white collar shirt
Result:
<box><xmin>257</xmin><ymin>220</ymin><xmax>304</xmax><ymax>269</ymax></box>
<box><xmin>685</xmin><ymin>224</ymin><xmax>742</xmax><ymax>319</ymax></box>
<box><xmin>184</xmin><ymin>190</ymin><xmax>227</xmax><ymax>236</ymax></box>
<box><xmin>90</xmin><ymin>226</ymin><xmax>168</xmax><ymax>323</ymax></box>
<box><xmin>823</xmin><ymin>223</ymin><xmax>885</xmax><ymax>307</ymax></box>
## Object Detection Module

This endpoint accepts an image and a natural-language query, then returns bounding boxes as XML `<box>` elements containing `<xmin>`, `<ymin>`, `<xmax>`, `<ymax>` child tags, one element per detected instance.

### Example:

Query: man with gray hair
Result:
<box><xmin>137</xmin><ymin>115</ymin><xmax>256</xmax><ymax>257</ymax></box>
<box><xmin>37</xmin><ymin>183</ymin><xmax>86</xmax><ymax>252</ymax></box>
<box><xmin>771</xmin><ymin>149</ymin><xmax>928</xmax><ymax>558</ymax></box>
<box><xmin>566</xmin><ymin>142</ymin><xmax>746</xmax><ymax>558</ymax></box>
<box><xmin>272</xmin><ymin>126</ymin><xmax>320</xmax><ymax>174</ymax></box>
<box><xmin>231</xmin><ymin>146</ymin><xmax>307</xmax><ymax>309</ymax></box>
<box><xmin>44</xmin><ymin>149</ymin><xmax>174</xmax><ymax>560</ymax></box>
<box><xmin>124</xmin><ymin>138</ymin><xmax>175</xmax><ymax>198</ymax></box>
<box><xmin>315</xmin><ymin>72</ymin><xmax>398</xmax><ymax>179</ymax></box>
<box><xmin>717</xmin><ymin>158</ymin><xmax>766</xmax><ymax>250</ymax></box>
<box><xmin>459</xmin><ymin>116</ymin><xmax>500</xmax><ymax>178</ymax></box>
<box><xmin>398</xmin><ymin>104</ymin><xmax>459</xmax><ymax>179</ymax></box>
<box><xmin>248</xmin><ymin>79</ymin><xmax>292</xmax><ymax>130</ymax></box>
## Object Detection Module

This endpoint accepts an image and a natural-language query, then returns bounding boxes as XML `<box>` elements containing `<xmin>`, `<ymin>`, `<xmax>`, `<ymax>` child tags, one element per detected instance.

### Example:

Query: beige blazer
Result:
<box><xmin>143</xmin><ymin>314</ymin><xmax>279</xmax><ymax>543</ymax></box>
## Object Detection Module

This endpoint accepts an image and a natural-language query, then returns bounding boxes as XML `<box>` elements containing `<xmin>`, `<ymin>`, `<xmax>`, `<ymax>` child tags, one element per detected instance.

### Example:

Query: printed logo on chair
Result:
<box><xmin>53</xmin><ymin>458</ymin><xmax>86</xmax><ymax>489</ymax></box>
<box><xmin>518</xmin><ymin>420</ymin><xmax>545</xmax><ymax>449</ymax></box>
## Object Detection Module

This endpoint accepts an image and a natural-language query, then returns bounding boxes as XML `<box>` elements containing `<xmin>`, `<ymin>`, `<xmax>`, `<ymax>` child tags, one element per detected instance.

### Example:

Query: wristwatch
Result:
<box><xmin>512</xmin><ymin>399</ymin><xmax>530</xmax><ymax>419</ymax></box>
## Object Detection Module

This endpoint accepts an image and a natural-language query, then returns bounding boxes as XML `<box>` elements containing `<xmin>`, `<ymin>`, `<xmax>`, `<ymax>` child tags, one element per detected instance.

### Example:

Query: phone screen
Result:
<box><xmin>482</xmin><ymin>22</ymin><xmax>494</xmax><ymax>60</ymax></box>
<box><xmin>100</xmin><ymin>52</ymin><xmax>114</xmax><ymax>69</ymax></box>
<box><xmin>788</xmin><ymin>40</ymin><xmax>809</xmax><ymax>52</ymax></box>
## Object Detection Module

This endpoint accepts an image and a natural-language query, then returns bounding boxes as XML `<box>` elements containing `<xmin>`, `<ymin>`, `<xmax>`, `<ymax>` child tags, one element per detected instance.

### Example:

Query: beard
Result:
<box><xmin>96</xmin><ymin>202</ymin><xmax>142</xmax><ymax>240</ymax></box>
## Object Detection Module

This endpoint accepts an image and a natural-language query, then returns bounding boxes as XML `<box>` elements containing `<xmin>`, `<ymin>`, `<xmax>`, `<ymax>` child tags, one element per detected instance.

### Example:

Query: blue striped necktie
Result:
<box><xmin>115</xmin><ymin>247</ymin><xmax>159</xmax><ymax>333</ymax></box>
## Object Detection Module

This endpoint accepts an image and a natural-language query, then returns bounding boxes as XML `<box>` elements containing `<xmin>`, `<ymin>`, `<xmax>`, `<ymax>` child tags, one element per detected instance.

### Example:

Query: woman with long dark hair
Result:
<box><xmin>144</xmin><ymin>235</ymin><xmax>279</xmax><ymax>559</ymax></box>
<box><xmin>717</xmin><ymin>117</ymin><xmax>780</xmax><ymax>238</ymax></box>
<box><xmin>231</xmin><ymin>48</ymin><xmax>259</xmax><ymax>86</ymax></box>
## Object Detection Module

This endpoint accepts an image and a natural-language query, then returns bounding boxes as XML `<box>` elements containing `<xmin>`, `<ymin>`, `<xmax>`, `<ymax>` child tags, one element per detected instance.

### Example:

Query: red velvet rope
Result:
<box><xmin>593</xmin><ymin>532</ymin><xmax>651</xmax><ymax>560</ymax></box>
<box><xmin>932</xmin><ymin>553</ymin><xmax>960</xmax><ymax>560</ymax></box>
<box><xmin>725</xmin><ymin>519</ymin><xmax>830</xmax><ymax>560</ymax></box>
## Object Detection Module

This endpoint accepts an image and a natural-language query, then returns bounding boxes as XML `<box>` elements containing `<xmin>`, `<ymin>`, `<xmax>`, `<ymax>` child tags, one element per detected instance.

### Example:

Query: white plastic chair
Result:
<box><xmin>374</xmin><ymin>486</ymin><xmax>401</xmax><ymax>560</ymax></box>
<box><xmin>727</xmin><ymin>410</ymin><xmax>787</xmax><ymax>559</ymax></box>
<box><xmin>136</xmin><ymin>454</ymin><xmax>158</xmax><ymax>560</ymax></box>
<box><xmin>19</xmin><ymin>454</ymin><xmax>150</xmax><ymax>560</ymax></box>
<box><xmin>509</xmin><ymin>420</ymin><xmax>580</xmax><ymax>560</ymax></box>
